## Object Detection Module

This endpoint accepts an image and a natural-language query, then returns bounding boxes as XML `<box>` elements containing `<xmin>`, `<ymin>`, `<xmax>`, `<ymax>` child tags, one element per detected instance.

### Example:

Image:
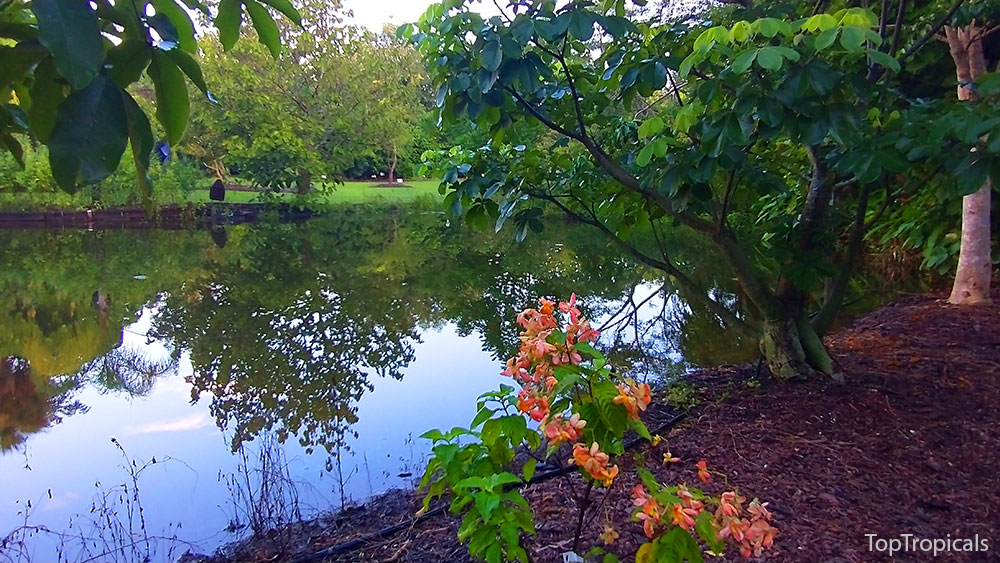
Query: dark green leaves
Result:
<box><xmin>165</xmin><ymin>49</ymin><xmax>214</xmax><ymax>100</ymax></box>
<box><xmin>259</xmin><ymin>0</ymin><xmax>302</xmax><ymax>26</ymax></box>
<box><xmin>26</xmin><ymin>57</ymin><xmax>64</xmax><ymax>143</ymax></box>
<box><xmin>482</xmin><ymin>40</ymin><xmax>502</xmax><ymax>72</ymax></box>
<box><xmin>216</xmin><ymin>0</ymin><xmax>244</xmax><ymax>50</ymax></box>
<box><xmin>839</xmin><ymin>26</ymin><xmax>867</xmax><ymax>52</ymax></box>
<box><xmin>121</xmin><ymin>90</ymin><xmax>155</xmax><ymax>200</ymax></box>
<box><xmin>866</xmin><ymin>49</ymin><xmax>900</xmax><ymax>73</ymax></box>
<box><xmin>756</xmin><ymin>47</ymin><xmax>782</xmax><ymax>70</ymax></box>
<box><xmin>48</xmin><ymin>76</ymin><xmax>129</xmax><ymax>192</ymax></box>
<box><xmin>30</xmin><ymin>0</ymin><xmax>103</xmax><ymax>89</ymax></box>
<box><xmin>107</xmin><ymin>40</ymin><xmax>153</xmax><ymax>88</ymax></box>
<box><xmin>568</xmin><ymin>10</ymin><xmax>596</xmax><ymax>41</ymax></box>
<box><xmin>246</xmin><ymin>0</ymin><xmax>281</xmax><ymax>57</ymax></box>
<box><xmin>148</xmin><ymin>50</ymin><xmax>190</xmax><ymax>145</ymax></box>
<box><xmin>731</xmin><ymin>49</ymin><xmax>757</xmax><ymax>73</ymax></box>
<box><xmin>0</xmin><ymin>43</ymin><xmax>45</xmax><ymax>89</ymax></box>
<box><xmin>151</xmin><ymin>0</ymin><xmax>198</xmax><ymax>53</ymax></box>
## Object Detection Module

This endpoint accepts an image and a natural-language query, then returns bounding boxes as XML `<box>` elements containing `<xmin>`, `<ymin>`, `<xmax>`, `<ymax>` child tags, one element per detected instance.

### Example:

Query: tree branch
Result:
<box><xmin>890</xmin><ymin>0</ymin><xmax>908</xmax><ymax>56</ymax></box>
<box><xmin>506</xmin><ymin>87</ymin><xmax>583</xmax><ymax>141</ymax></box>
<box><xmin>527</xmin><ymin>189</ymin><xmax>747</xmax><ymax>329</ymax></box>
<box><xmin>812</xmin><ymin>183</ymin><xmax>872</xmax><ymax>335</ymax></box>
<box><xmin>898</xmin><ymin>0</ymin><xmax>966</xmax><ymax>66</ymax></box>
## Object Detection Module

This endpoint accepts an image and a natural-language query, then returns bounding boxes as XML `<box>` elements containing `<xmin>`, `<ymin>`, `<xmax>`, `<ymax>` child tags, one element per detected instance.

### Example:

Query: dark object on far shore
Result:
<box><xmin>209</xmin><ymin>179</ymin><xmax>226</xmax><ymax>202</ymax></box>
<box><xmin>211</xmin><ymin>227</ymin><xmax>228</xmax><ymax>248</ymax></box>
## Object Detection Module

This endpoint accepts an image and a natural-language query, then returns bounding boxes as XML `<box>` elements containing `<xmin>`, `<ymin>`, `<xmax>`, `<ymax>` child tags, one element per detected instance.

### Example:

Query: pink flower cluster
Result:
<box><xmin>631</xmin><ymin>461</ymin><xmax>779</xmax><ymax>557</ymax></box>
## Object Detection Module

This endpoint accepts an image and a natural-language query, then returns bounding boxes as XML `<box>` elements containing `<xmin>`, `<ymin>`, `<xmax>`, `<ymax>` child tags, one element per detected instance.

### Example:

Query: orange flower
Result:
<box><xmin>558</xmin><ymin>293</ymin><xmax>577</xmax><ymax>314</ymax></box>
<box><xmin>613</xmin><ymin>384</ymin><xmax>639</xmax><ymax>419</ymax></box>
<box><xmin>663</xmin><ymin>451</ymin><xmax>680</xmax><ymax>464</ymax></box>
<box><xmin>696</xmin><ymin>460</ymin><xmax>711</xmax><ymax>483</ymax></box>
<box><xmin>544</xmin><ymin>375</ymin><xmax>558</xmax><ymax>392</ymax></box>
<box><xmin>570</xmin><ymin>442</ymin><xmax>619</xmax><ymax>486</ymax></box>
<box><xmin>742</xmin><ymin>519</ymin><xmax>778</xmax><ymax>557</ymax></box>
<box><xmin>613</xmin><ymin>380</ymin><xmax>652</xmax><ymax>420</ymax></box>
<box><xmin>543</xmin><ymin>413</ymin><xmax>586</xmax><ymax>446</ymax></box>
<box><xmin>516</xmin><ymin>389</ymin><xmax>549</xmax><ymax>422</ymax></box>
<box><xmin>637</xmin><ymin>510</ymin><xmax>658</xmax><ymax>538</ymax></box>
<box><xmin>670</xmin><ymin>503</ymin><xmax>698</xmax><ymax>530</ymax></box>
<box><xmin>719</xmin><ymin>491</ymin><xmax>743</xmax><ymax>517</ymax></box>
<box><xmin>632</xmin><ymin>485</ymin><xmax>659</xmax><ymax>516</ymax></box>
<box><xmin>539</xmin><ymin>298</ymin><xmax>556</xmax><ymax>316</ymax></box>
<box><xmin>747</xmin><ymin>499</ymin><xmax>772</xmax><ymax>521</ymax></box>
<box><xmin>718</xmin><ymin>517</ymin><xmax>749</xmax><ymax>542</ymax></box>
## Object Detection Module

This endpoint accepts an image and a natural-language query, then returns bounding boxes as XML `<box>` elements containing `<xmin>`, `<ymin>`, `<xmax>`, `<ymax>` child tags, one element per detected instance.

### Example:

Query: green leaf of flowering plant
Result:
<box><xmin>31</xmin><ymin>0</ymin><xmax>103</xmax><ymax>90</ymax></box>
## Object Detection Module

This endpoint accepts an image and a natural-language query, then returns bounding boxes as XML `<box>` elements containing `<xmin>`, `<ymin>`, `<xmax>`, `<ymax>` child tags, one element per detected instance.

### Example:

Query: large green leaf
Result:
<box><xmin>259</xmin><ymin>0</ymin><xmax>301</xmax><ymax>26</ymax></box>
<box><xmin>165</xmin><ymin>49</ymin><xmax>213</xmax><ymax>100</ymax></box>
<box><xmin>121</xmin><ymin>90</ymin><xmax>154</xmax><ymax>200</ymax></box>
<box><xmin>246</xmin><ymin>0</ymin><xmax>281</xmax><ymax>57</ymax></box>
<box><xmin>30</xmin><ymin>0</ymin><xmax>104</xmax><ymax>90</ymax></box>
<box><xmin>106</xmin><ymin>40</ymin><xmax>152</xmax><ymax>88</ymax></box>
<box><xmin>216</xmin><ymin>0</ymin><xmax>243</xmax><ymax>50</ymax></box>
<box><xmin>26</xmin><ymin>56</ymin><xmax>64</xmax><ymax>142</ymax></box>
<box><xmin>148</xmin><ymin>50</ymin><xmax>190</xmax><ymax>145</ymax></box>
<box><xmin>151</xmin><ymin>0</ymin><xmax>198</xmax><ymax>53</ymax></box>
<box><xmin>0</xmin><ymin>43</ymin><xmax>46</xmax><ymax>88</ymax></box>
<box><xmin>47</xmin><ymin>76</ymin><xmax>129</xmax><ymax>192</ymax></box>
<box><xmin>482</xmin><ymin>40</ymin><xmax>502</xmax><ymax>72</ymax></box>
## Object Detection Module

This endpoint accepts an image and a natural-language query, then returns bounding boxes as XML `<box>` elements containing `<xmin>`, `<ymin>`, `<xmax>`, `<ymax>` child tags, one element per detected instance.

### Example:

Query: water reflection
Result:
<box><xmin>0</xmin><ymin>209</ymin><xmax>755</xmax><ymax>457</ymax></box>
<box><xmin>0</xmin><ymin>208</ymin><xmax>763</xmax><ymax>559</ymax></box>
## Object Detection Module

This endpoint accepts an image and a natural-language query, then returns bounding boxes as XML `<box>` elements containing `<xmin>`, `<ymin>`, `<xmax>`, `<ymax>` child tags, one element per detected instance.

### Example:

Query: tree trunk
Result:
<box><xmin>387</xmin><ymin>145</ymin><xmax>398</xmax><ymax>184</ymax></box>
<box><xmin>759</xmin><ymin>316</ymin><xmax>835</xmax><ymax>381</ymax></box>
<box><xmin>296</xmin><ymin>170</ymin><xmax>312</xmax><ymax>195</ymax></box>
<box><xmin>945</xmin><ymin>25</ymin><xmax>993</xmax><ymax>304</ymax></box>
<box><xmin>714</xmin><ymin>230</ymin><xmax>837</xmax><ymax>380</ymax></box>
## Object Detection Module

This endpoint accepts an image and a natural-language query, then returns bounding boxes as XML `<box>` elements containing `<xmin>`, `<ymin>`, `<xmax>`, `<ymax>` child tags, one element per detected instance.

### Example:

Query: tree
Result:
<box><xmin>184</xmin><ymin>16</ymin><xmax>428</xmax><ymax>190</ymax></box>
<box><xmin>404</xmin><ymin>0</ymin><xmax>999</xmax><ymax>380</ymax></box>
<box><xmin>943</xmin><ymin>13</ymin><xmax>995</xmax><ymax>304</ymax></box>
<box><xmin>0</xmin><ymin>0</ymin><xmax>301</xmax><ymax>197</ymax></box>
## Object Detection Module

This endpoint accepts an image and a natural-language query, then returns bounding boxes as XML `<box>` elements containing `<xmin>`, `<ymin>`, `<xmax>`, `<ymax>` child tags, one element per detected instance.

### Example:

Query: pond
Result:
<box><xmin>0</xmin><ymin>206</ymin><xmax>757</xmax><ymax>562</ymax></box>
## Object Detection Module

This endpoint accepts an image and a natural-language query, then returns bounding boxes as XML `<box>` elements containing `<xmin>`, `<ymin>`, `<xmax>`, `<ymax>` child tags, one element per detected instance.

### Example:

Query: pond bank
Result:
<box><xmin>0</xmin><ymin>203</ymin><xmax>315</xmax><ymax>229</ymax></box>
<box><xmin>193</xmin><ymin>290</ymin><xmax>1000</xmax><ymax>563</ymax></box>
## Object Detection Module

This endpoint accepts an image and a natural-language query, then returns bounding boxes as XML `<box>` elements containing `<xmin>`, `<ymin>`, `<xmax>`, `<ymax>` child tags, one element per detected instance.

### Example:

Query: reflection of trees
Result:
<box><xmin>0</xmin><ymin>229</ymin><xmax>219</xmax><ymax>450</ymax></box>
<box><xmin>0</xmin><ymin>209</ymin><xmax>757</xmax><ymax>455</ymax></box>
<box><xmin>79</xmin><ymin>346</ymin><xmax>180</xmax><ymax>397</ymax></box>
<box><xmin>0</xmin><ymin>357</ymin><xmax>87</xmax><ymax>452</ymax></box>
<box><xmin>151</xmin><ymin>208</ymin><xmax>751</xmax><ymax>456</ymax></box>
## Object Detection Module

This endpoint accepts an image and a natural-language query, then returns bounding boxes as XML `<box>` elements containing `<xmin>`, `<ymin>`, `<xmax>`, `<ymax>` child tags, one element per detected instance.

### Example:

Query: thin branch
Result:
<box><xmin>898</xmin><ymin>0</ymin><xmax>966</xmax><ymax>65</ymax></box>
<box><xmin>557</xmin><ymin>37</ymin><xmax>590</xmax><ymax>141</ymax></box>
<box><xmin>719</xmin><ymin>170</ymin><xmax>737</xmax><ymax>230</ymax></box>
<box><xmin>890</xmin><ymin>0</ymin><xmax>908</xmax><ymax>55</ymax></box>
<box><xmin>878</xmin><ymin>0</ymin><xmax>890</xmax><ymax>43</ymax></box>
<box><xmin>506</xmin><ymin>87</ymin><xmax>583</xmax><ymax>141</ymax></box>
<box><xmin>666</xmin><ymin>70</ymin><xmax>684</xmax><ymax>107</ymax></box>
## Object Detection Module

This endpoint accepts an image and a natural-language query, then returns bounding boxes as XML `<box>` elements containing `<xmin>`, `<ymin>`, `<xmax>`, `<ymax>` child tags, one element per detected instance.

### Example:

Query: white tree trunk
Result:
<box><xmin>949</xmin><ymin>183</ymin><xmax>993</xmax><ymax>304</ymax></box>
<box><xmin>945</xmin><ymin>25</ymin><xmax>993</xmax><ymax>304</ymax></box>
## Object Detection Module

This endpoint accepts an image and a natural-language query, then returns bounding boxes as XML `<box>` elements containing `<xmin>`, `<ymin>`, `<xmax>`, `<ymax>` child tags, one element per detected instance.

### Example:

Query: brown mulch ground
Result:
<box><xmin>209</xmin><ymin>291</ymin><xmax>1000</xmax><ymax>563</ymax></box>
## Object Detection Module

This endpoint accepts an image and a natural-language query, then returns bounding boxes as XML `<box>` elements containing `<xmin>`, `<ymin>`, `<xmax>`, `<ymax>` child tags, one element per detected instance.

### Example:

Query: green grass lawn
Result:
<box><xmin>186</xmin><ymin>180</ymin><xmax>444</xmax><ymax>204</ymax></box>
<box><xmin>0</xmin><ymin>180</ymin><xmax>445</xmax><ymax>211</ymax></box>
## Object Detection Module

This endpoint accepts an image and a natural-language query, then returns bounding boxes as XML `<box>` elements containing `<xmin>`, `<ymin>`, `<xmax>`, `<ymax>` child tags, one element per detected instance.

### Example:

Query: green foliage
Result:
<box><xmin>184</xmin><ymin>19</ymin><xmax>428</xmax><ymax>191</ymax></box>
<box><xmin>664</xmin><ymin>381</ymin><xmax>700</xmax><ymax>412</ymax></box>
<box><xmin>1</xmin><ymin>0</ymin><xmax>300</xmax><ymax>195</ymax></box>
<box><xmin>404</xmin><ymin>0</ymin><xmax>1000</xmax><ymax>378</ymax></box>
<box><xmin>418</xmin><ymin>295</ymin><xmax>653</xmax><ymax>562</ymax></box>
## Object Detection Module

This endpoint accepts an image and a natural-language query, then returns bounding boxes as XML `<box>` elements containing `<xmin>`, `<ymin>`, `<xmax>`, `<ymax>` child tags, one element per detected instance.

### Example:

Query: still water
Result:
<box><xmin>0</xmin><ymin>208</ymin><xmax>753</xmax><ymax>561</ymax></box>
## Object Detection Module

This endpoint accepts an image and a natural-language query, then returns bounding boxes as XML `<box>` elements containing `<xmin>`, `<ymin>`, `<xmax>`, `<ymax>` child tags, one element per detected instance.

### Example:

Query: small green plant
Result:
<box><xmin>665</xmin><ymin>381</ymin><xmax>701</xmax><ymax>411</ymax></box>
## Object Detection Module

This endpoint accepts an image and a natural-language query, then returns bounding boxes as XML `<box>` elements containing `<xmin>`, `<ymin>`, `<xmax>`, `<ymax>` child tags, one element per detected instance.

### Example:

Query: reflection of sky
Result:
<box><xmin>0</xmin><ymin>312</ymin><xmax>502</xmax><ymax>558</ymax></box>
<box><xmin>0</xmin><ymin>282</ymin><xmax>691</xmax><ymax>561</ymax></box>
